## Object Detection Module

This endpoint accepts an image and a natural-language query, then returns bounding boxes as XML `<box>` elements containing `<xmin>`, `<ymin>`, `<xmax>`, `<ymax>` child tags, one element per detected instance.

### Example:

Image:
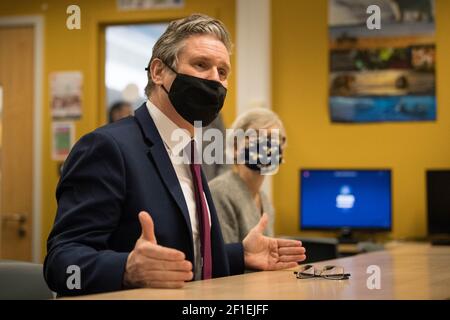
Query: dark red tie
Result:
<box><xmin>189</xmin><ymin>140</ymin><xmax>212</xmax><ymax>279</ymax></box>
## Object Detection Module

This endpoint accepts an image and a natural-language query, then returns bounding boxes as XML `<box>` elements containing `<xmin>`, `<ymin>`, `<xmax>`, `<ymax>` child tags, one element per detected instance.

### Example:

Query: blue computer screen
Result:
<box><xmin>300</xmin><ymin>170</ymin><xmax>391</xmax><ymax>229</ymax></box>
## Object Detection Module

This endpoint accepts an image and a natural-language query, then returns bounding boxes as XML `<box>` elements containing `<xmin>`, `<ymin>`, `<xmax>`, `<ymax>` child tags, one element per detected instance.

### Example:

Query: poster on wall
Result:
<box><xmin>50</xmin><ymin>71</ymin><xmax>83</xmax><ymax>119</ymax></box>
<box><xmin>328</xmin><ymin>0</ymin><xmax>436</xmax><ymax>123</ymax></box>
<box><xmin>116</xmin><ymin>0</ymin><xmax>184</xmax><ymax>11</ymax></box>
<box><xmin>52</xmin><ymin>122</ymin><xmax>75</xmax><ymax>161</ymax></box>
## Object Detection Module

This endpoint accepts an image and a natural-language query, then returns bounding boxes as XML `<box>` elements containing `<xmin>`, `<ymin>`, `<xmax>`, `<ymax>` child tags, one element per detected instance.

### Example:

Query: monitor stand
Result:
<box><xmin>338</xmin><ymin>228</ymin><xmax>359</xmax><ymax>244</ymax></box>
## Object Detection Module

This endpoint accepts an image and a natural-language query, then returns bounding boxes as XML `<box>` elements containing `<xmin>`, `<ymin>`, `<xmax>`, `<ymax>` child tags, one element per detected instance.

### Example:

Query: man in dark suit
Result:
<box><xmin>44</xmin><ymin>14</ymin><xmax>306</xmax><ymax>296</ymax></box>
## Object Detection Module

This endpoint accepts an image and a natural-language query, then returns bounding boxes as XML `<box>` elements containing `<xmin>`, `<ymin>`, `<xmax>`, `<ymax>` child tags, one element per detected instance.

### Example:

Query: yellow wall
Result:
<box><xmin>272</xmin><ymin>0</ymin><xmax>450</xmax><ymax>240</ymax></box>
<box><xmin>1</xmin><ymin>0</ymin><xmax>449</xmax><ymax>262</ymax></box>
<box><xmin>0</xmin><ymin>0</ymin><xmax>236</xmax><ymax>261</ymax></box>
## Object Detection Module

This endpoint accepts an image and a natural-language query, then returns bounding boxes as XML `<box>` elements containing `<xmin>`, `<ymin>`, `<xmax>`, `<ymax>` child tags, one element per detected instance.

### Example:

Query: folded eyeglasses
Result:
<box><xmin>293</xmin><ymin>264</ymin><xmax>351</xmax><ymax>280</ymax></box>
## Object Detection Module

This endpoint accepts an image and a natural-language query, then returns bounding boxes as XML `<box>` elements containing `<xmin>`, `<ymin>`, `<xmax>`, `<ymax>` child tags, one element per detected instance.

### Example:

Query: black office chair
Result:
<box><xmin>0</xmin><ymin>260</ymin><xmax>55</xmax><ymax>300</ymax></box>
<box><xmin>282</xmin><ymin>237</ymin><xmax>338</xmax><ymax>263</ymax></box>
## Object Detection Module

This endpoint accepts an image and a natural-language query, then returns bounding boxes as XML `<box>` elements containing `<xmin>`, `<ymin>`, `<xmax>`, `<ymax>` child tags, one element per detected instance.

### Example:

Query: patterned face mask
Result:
<box><xmin>240</xmin><ymin>136</ymin><xmax>284</xmax><ymax>174</ymax></box>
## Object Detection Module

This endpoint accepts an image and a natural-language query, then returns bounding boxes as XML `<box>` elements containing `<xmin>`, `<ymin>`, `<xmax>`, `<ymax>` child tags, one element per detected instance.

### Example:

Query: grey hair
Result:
<box><xmin>145</xmin><ymin>14</ymin><xmax>232</xmax><ymax>97</ymax></box>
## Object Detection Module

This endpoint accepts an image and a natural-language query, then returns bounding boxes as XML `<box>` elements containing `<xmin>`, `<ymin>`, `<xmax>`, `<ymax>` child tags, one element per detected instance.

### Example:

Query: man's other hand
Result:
<box><xmin>243</xmin><ymin>213</ymin><xmax>306</xmax><ymax>271</ymax></box>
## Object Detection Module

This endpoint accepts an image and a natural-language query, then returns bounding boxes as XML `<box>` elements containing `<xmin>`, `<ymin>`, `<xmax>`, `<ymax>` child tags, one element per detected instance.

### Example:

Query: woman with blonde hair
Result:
<box><xmin>209</xmin><ymin>108</ymin><xmax>287</xmax><ymax>243</ymax></box>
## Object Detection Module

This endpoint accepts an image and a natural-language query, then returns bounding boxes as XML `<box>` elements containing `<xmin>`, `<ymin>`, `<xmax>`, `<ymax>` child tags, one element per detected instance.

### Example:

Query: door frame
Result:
<box><xmin>0</xmin><ymin>15</ymin><xmax>44</xmax><ymax>263</ymax></box>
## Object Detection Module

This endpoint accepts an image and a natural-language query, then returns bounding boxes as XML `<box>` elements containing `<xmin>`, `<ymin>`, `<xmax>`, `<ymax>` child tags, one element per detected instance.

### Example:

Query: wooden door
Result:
<box><xmin>0</xmin><ymin>26</ymin><xmax>34</xmax><ymax>261</ymax></box>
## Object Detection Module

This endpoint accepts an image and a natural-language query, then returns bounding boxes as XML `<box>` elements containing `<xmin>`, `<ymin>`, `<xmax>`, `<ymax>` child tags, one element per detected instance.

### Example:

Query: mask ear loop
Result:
<box><xmin>144</xmin><ymin>60</ymin><xmax>177</xmax><ymax>94</ymax></box>
<box><xmin>144</xmin><ymin>59</ymin><xmax>176</xmax><ymax>72</ymax></box>
<box><xmin>162</xmin><ymin>61</ymin><xmax>177</xmax><ymax>74</ymax></box>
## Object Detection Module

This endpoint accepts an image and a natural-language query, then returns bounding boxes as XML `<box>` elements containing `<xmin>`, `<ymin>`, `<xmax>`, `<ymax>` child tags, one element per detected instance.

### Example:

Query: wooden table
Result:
<box><xmin>68</xmin><ymin>242</ymin><xmax>450</xmax><ymax>300</ymax></box>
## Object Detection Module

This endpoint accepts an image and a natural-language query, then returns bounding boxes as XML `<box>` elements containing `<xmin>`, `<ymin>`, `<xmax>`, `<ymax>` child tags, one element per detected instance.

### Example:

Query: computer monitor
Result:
<box><xmin>300</xmin><ymin>169</ymin><xmax>392</xmax><ymax>242</ymax></box>
<box><xmin>426</xmin><ymin>170</ymin><xmax>450</xmax><ymax>242</ymax></box>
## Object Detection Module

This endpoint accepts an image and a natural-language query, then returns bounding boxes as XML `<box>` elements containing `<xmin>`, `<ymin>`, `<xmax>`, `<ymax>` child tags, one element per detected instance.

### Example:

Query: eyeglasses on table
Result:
<box><xmin>293</xmin><ymin>264</ymin><xmax>351</xmax><ymax>280</ymax></box>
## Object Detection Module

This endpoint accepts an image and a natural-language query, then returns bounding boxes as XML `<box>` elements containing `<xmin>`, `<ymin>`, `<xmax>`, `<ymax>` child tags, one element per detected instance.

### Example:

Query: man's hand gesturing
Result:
<box><xmin>123</xmin><ymin>211</ymin><xmax>193</xmax><ymax>289</ymax></box>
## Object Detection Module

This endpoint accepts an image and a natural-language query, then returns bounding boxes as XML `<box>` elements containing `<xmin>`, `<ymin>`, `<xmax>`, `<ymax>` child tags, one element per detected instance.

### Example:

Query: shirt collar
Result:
<box><xmin>146</xmin><ymin>99</ymin><xmax>192</xmax><ymax>155</ymax></box>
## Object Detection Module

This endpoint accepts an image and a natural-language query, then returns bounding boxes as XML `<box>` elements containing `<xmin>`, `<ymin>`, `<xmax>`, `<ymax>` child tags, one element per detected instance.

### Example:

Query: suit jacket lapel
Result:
<box><xmin>134</xmin><ymin>104</ymin><xmax>193</xmax><ymax>238</ymax></box>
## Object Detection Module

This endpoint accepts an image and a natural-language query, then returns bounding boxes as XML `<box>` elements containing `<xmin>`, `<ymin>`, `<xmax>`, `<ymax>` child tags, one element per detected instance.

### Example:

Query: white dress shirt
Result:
<box><xmin>146</xmin><ymin>100</ymin><xmax>211</xmax><ymax>280</ymax></box>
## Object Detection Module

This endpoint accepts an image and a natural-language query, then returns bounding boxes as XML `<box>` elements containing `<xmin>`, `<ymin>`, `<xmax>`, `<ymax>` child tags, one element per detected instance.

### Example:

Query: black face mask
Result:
<box><xmin>150</xmin><ymin>63</ymin><xmax>227</xmax><ymax>127</ymax></box>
